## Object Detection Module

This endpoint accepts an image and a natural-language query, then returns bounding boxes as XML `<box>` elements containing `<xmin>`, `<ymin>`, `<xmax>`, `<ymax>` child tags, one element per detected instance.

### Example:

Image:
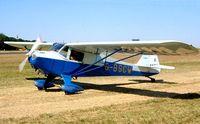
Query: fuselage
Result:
<box><xmin>29</xmin><ymin>50</ymin><xmax>159</xmax><ymax>78</ymax></box>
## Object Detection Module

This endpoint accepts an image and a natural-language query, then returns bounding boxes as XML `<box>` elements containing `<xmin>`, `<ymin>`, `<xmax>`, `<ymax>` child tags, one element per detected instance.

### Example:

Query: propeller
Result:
<box><xmin>19</xmin><ymin>37</ymin><xmax>42</xmax><ymax>72</ymax></box>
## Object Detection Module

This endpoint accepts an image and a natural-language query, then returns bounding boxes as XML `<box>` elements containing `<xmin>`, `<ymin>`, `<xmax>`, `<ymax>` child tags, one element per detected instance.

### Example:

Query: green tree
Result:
<box><xmin>0</xmin><ymin>33</ymin><xmax>32</xmax><ymax>50</ymax></box>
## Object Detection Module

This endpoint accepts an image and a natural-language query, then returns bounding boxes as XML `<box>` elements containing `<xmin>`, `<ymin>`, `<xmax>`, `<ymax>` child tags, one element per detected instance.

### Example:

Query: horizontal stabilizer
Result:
<box><xmin>158</xmin><ymin>65</ymin><xmax>175</xmax><ymax>70</ymax></box>
<box><xmin>136</xmin><ymin>65</ymin><xmax>175</xmax><ymax>70</ymax></box>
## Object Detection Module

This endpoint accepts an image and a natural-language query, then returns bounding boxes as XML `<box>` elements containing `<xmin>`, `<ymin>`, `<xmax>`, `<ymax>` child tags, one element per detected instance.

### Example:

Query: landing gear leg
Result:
<box><xmin>61</xmin><ymin>75</ymin><xmax>83</xmax><ymax>94</ymax></box>
<box><xmin>44</xmin><ymin>75</ymin><xmax>55</xmax><ymax>91</ymax></box>
<box><xmin>146</xmin><ymin>76</ymin><xmax>156</xmax><ymax>82</ymax></box>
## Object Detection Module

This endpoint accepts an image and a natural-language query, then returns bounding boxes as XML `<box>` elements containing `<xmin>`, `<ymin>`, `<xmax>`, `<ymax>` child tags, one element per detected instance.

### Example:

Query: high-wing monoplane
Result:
<box><xmin>5</xmin><ymin>38</ymin><xmax>196</xmax><ymax>94</ymax></box>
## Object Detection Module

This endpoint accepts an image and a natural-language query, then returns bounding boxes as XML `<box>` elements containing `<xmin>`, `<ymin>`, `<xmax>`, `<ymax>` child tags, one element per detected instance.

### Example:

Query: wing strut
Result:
<box><xmin>114</xmin><ymin>52</ymin><xmax>142</xmax><ymax>63</ymax></box>
<box><xmin>72</xmin><ymin>50</ymin><xmax>142</xmax><ymax>77</ymax></box>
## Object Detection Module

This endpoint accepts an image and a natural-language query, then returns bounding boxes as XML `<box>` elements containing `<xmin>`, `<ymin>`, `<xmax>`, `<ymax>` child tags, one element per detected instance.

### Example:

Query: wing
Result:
<box><xmin>4</xmin><ymin>41</ymin><xmax>53</xmax><ymax>50</ymax></box>
<box><xmin>66</xmin><ymin>40</ymin><xmax>198</xmax><ymax>55</ymax></box>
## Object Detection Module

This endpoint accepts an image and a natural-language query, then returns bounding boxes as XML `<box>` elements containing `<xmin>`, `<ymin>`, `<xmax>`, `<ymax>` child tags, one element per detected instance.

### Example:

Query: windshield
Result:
<box><xmin>59</xmin><ymin>46</ymin><xmax>69</xmax><ymax>57</ymax></box>
<box><xmin>49</xmin><ymin>43</ymin><xmax>64</xmax><ymax>51</ymax></box>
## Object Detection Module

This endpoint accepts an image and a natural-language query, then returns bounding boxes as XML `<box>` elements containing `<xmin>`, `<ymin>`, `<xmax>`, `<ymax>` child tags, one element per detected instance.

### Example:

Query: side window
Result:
<box><xmin>59</xmin><ymin>46</ymin><xmax>68</xmax><ymax>57</ymax></box>
<box><xmin>70</xmin><ymin>50</ymin><xmax>84</xmax><ymax>62</ymax></box>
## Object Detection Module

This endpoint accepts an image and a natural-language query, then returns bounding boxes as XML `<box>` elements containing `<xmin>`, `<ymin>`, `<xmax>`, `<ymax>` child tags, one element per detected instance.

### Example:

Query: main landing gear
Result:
<box><xmin>61</xmin><ymin>75</ymin><xmax>83</xmax><ymax>94</ymax></box>
<box><xmin>34</xmin><ymin>74</ymin><xmax>83</xmax><ymax>94</ymax></box>
<box><xmin>34</xmin><ymin>75</ymin><xmax>55</xmax><ymax>90</ymax></box>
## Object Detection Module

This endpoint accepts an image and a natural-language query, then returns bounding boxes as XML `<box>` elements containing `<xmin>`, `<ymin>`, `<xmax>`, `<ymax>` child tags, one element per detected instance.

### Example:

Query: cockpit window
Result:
<box><xmin>70</xmin><ymin>50</ymin><xmax>84</xmax><ymax>62</ymax></box>
<box><xmin>49</xmin><ymin>43</ymin><xmax>64</xmax><ymax>51</ymax></box>
<box><xmin>59</xmin><ymin>46</ymin><xmax>69</xmax><ymax>57</ymax></box>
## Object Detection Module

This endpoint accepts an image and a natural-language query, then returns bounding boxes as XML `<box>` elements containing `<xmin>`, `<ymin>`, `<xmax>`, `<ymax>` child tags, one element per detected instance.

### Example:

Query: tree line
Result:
<box><xmin>0</xmin><ymin>33</ymin><xmax>34</xmax><ymax>50</ymax></box>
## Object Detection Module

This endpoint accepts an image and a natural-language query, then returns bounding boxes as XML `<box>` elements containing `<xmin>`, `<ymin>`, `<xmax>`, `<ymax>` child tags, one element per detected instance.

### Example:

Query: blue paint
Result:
<box><xmin>34</xmin><ymin>79</ymin><xmax>55</xmax><ymax>89</ymax></box>
<box><xmin>29</xmin><ymin>56</ymin><xmax>158</xmax><ymax>78</ymax></box>
<box><xmin>61</xmin><ymin>75</ymin><xmax>83</xmax><ymax>94</ymax></box>
<box><xmin>34</xmin><ymin>80</ymin><xmax>45</xmax><ymax>89</ymax></box>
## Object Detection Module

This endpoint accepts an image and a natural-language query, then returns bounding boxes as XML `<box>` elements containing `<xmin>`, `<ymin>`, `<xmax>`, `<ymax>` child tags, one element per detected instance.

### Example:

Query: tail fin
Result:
<box><xmin>137</xmin><ymin>55</ymin><xmax>175</xmax><ymax>70</ymax></box>
<box><xmin>137</xmin><ymin>55</ymin><xmax>160</xmax><ymax>67</ymax></box>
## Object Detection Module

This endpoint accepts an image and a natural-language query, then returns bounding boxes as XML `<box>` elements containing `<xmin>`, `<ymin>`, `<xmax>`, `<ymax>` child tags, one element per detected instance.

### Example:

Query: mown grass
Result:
<box><xmin>0</xmin><ymin>54</ymin><xmax>40</xmax><ymax>88</ymax></box>
<box><xmin>164</xmin><ymin>61</ymin><xmax>200</xmax><ymax>73</ymax></box>
<box><xmin>1</xmin><ymin>53</ymin><xmax>200</xmax><ymax>124</ymax></box>
<box><xmin>1</xmin><ymin>98</ymin><xmax>200</xmax><ymax>124</ymax></box>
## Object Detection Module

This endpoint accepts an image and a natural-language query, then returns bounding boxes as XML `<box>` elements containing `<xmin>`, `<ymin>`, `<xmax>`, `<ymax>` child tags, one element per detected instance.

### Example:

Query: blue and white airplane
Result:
<box><xmin>6</xmin><ymin>38</ymin><xmax>188</xmax><ymax>94</ymax></box>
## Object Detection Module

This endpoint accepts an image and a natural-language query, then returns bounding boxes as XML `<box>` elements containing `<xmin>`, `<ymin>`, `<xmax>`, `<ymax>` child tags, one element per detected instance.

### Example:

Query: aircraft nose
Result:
<box><xmin>29</xmin><ymin>53</ymin><xmax>38</xmax><ymax>69</ymax></box>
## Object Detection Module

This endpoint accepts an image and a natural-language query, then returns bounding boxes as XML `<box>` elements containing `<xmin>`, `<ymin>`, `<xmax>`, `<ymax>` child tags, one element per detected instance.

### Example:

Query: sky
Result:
<box><xmin>0</xmin><ymin>0</ymin><xmax>200</xmax><ymax>47</ymax></box>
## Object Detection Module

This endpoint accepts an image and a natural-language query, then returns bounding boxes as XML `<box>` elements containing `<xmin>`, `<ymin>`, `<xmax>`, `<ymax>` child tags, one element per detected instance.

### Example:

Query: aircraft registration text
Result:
<box><xmin>104</xmin><ymin>63</ymin><xmax>132</xmax><ymax>74</ymax></box>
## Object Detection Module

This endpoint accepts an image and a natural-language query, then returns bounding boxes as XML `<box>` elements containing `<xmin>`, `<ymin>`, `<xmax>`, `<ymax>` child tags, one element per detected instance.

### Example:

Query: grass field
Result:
<box><xmin>0</xmin><ymin>52</ymin><xmax>200</xmax><ymax>124</ymax></box>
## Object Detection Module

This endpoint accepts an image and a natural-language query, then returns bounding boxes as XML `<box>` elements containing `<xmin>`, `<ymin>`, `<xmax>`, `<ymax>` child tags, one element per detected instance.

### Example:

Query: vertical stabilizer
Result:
<box><xmin>137</xmin><ymin>55</ymin><xmax>175</xmax><ymax>70</ymax></box>
<box><xmin>137</xmin><ymin>55</ymin><xmax>160</xmax><ymax>67</ymax></box>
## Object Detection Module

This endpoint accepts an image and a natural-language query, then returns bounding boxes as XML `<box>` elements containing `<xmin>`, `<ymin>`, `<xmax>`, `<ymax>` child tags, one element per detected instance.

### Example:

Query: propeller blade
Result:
<box><xmin>19</xmin><ymin>57</ymin><xmax>28</xmax><ymax>72</ymax></box>
<box><xmin>19</xmin><ymin>36</ymin><xmax>43</xmax><ymax>72</ymax></box>
<box><xmin>27</xmin><ymin>36</ymin><xmax>42</xmax><ymax>56</ymax></box>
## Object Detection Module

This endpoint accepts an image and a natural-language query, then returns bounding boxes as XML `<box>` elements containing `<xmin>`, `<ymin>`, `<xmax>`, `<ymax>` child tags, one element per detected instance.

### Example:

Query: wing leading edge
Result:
<box><xmin>65</xmin><ymin>40</ymin><xmax>198</xmax><ymax>55</ymax></box>
<box><xmin>4</xmin><ymin>41</ymin><xmax>53</xmax><ymax>50</ymax></box>
<box><xmin>5</xmin><ymin>40</ymin><xmax>197</xmax><ymax>55</ymax></box>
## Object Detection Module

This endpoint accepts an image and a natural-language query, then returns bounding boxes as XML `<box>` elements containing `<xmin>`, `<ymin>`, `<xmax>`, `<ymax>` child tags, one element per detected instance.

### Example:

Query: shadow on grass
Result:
<box><xmin>26</xmin><ymin>77</ymin><xmax>46</xmax><ymax>81</ymax></box>
<box><xmin>128</xmin><ymin>79</ymin><xmax>177</xmax><ymax>84</ymax></box>
<box><xmin>26</xmin><ymin>77</ymin><xmax>47</xmax><ymax>80</ymax></box>
<box><xmin>75</xmin><ymin>81</ymin><xmax>200</xmax><ymax>99</ymax></box>
<box><xmin>26</xmin><ymin>77</ymin><xmax>64</xmax><ymax>85</ymax></box>
<box><xmin>26</xmin><ymin>77</ymin><xmax>200</xmax><ymax>99</ymax></box>
<box><xmin>45</xmin><ymin>88</ymin><xmax>62</xmax><ymax>92</ymax></box>
<box><xmin>172</xmin><ymin>93</ymin><xmax>200</xmax><ymax>99</ymax></box>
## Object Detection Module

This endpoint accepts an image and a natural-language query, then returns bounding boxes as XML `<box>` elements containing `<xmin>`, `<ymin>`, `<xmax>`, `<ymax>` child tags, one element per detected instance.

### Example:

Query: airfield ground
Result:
<box><xmin>0</xmin><ymin>52</ymin><xmax>200</xmax><ymax>123</ymax></box>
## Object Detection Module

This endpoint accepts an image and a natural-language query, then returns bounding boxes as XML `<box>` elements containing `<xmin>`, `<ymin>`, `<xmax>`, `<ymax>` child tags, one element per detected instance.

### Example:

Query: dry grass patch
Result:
<box><xmin>1</xmin><ymin>98</ymin><xmax>200</xmax><ymax>124</ymax></box>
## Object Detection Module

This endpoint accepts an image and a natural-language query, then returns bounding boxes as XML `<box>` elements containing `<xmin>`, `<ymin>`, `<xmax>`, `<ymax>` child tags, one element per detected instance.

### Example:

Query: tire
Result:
<box><xmin>37</xmin><ymin>87</ymin><xmax>43</xmax><ymax>90</ymax></box>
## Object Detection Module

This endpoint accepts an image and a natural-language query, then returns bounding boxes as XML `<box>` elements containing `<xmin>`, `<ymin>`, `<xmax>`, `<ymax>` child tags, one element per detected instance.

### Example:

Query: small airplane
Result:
<box><xmin>4</xmin><ymin>38</ymin><xmax>193</xmax><ymax>94</ymax></box>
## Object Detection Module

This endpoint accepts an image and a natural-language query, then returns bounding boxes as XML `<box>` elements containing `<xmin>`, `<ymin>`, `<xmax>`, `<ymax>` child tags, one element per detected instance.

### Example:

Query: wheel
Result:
<box><xmin>44</xmin><ymin>87</ymin><xmax>48</xmax><ymax>92</ymax></box>
<box><xmin>73</xmin><ymin>76</ymin><xmax>78</xmax><ymax>80</ymax></box>
<box><xmin>151</xmin><ymin>78</ymin><xmax>156</xmax><ymax>82</ymax></box>
<box><xmin>37</xmin><ymin>87</ymin><xmax>44</xmax><ymax>90</ymax></box>
<box><xmin>64</xmin><ymin>91</ymin><xmax>74</xmax><ymax>95</ymax></box>
<box><xmin>65</xmin><ymin>91</ymin><xmax>69</xmax><ymax>95</ymax></box>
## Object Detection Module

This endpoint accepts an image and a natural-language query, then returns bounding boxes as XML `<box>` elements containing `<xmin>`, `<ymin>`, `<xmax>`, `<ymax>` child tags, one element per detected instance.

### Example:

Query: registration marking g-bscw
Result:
<box><xmin>105</xmin><ymin>63</ymin><xmax>132</xmax><ymax>74</ymax></box>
